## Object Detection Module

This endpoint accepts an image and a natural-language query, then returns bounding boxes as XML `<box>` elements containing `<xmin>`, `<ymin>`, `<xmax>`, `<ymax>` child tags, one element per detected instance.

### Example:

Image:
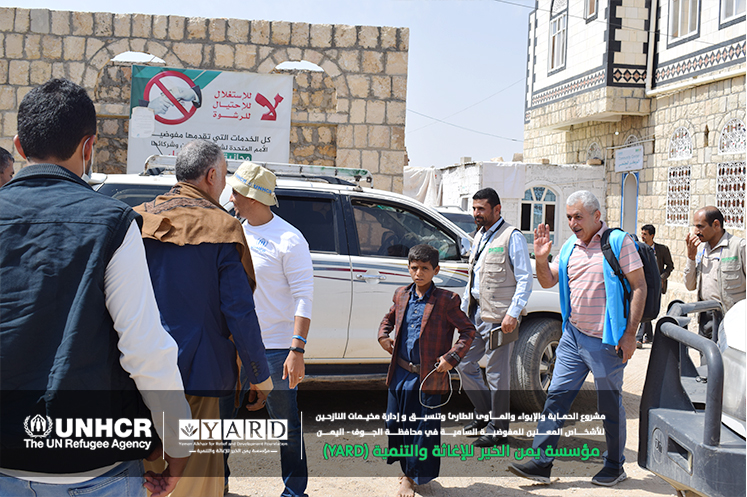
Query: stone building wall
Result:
<box><xmin>0</xmin><ymin>7</ymin><xmax>409</xmax><ymax>191</ymax></box>
<box><xmin>523</xmin><ymin>74</ymin><xmax>746</xmax><ymax>306</ymax></box>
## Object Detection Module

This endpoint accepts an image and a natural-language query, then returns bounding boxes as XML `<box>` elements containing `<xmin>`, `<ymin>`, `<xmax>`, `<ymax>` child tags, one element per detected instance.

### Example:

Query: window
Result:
<box><xmin>668</xmin><ymin>126</ymin><xmax>693</xmax><ymax>160</ymax></box>
<box><xmin>585</xmin><ymin>0</ymin><xmax>597</xmax><ymax>19</ymax></box>
<box><xmin>666</xmin><ymin>165</ymin><xmax>691</xmax><ymax>226</ymax></box>
<box><xmin>718</xmin><ymin>118</ymin><xmax>746</xmax><ymax>155</ymax></box>
<box><xmin>550</xmin><ymin>13</ymin><xmax>568</xmax><ymax>71</ymax></box>
<box><xmin>273</xmin><ymin>196</ymin><xmax>339</xmax><ymax>253</ymax></box>
<box><xmin>717</xmin><ymin>162</ymin><xmax>745</xmax><ymax>228</ymax></box>
<box><xmin>96</xmin><ymin>183</ymin><xmax>170</xmax><ymax>207</ymax></box>
<box><xmin>521</xmin><ymin>187</ymin><xmax>557</xmax><ymax>246</ymax></box>
<box><xmin>671</xmin><ymin>0</ymin><xmax>699</xmax><ymax>40</ymax></box>
<box><xmin>722</xmin><ymin>0</ymin><xmax>746</xmax><ymax>22</ymax></box>
<box><xmin>351</xmin><ymin>199</ymin><xmax>459</xmax><ymax>261</ymax></box>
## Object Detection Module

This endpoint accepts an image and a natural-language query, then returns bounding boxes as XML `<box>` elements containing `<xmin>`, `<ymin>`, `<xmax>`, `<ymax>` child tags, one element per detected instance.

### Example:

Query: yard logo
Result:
<box><xmin>179</xmin><ymin>419</ymin><xmax>287</xmax><ymax>441</ymax></box>
<box><xmin>24</xmin><ymin>415</ymin><xmax>53</xmax><ymax>438</ymax></box>
<box><xmin>181</xmin><ymin>423</ymin><xmax>198</xmax><ymax>438</ymax></box>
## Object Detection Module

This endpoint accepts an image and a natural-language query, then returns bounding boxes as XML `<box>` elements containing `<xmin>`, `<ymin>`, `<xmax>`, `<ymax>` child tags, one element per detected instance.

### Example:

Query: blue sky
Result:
<box><xmin>5</xmin><ymin>0</ymin><xmax>534</xmax><ymax>167</ymax></box>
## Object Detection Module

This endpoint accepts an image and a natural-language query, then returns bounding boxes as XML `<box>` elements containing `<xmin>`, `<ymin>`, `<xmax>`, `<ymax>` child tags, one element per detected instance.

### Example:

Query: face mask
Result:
<box><xmin>81</xmin><ymin>136</ymin><xmax>95</xmax><ymax>183</ymax></box>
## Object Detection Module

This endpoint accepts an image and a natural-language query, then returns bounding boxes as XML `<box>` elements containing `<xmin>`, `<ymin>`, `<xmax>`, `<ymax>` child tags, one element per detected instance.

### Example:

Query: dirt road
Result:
<box><xmin>225</xmin><ymin>344</ymin><xmax>678</xmax><ymax>497</ymax></box>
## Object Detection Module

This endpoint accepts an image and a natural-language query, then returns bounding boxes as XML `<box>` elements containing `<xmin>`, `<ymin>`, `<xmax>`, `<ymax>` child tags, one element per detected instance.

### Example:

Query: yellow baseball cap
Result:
<box><xmin>226</xmin><ymin>161</ymin><xmax>279</xmax><ymax>207</ymax></box>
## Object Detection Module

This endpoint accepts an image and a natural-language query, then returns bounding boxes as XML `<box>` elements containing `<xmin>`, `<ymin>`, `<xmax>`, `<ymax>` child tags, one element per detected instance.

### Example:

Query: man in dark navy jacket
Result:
<box><xmin>0</xmin><ymin>79</ymin><xmax>191</xmax><ymax>496</ymax></box>
<box><xmin>136</xmin><ymin>139</ymin><xmax>272</xmax><ymax>497</ymax></box>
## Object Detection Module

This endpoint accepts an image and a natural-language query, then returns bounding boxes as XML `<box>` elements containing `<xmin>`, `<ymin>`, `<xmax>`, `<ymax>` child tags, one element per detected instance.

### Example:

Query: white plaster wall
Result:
<box><xmin>657</xmin><ymin>0</ymin><xmax>745</xmax><ymax>65</ymax></box>
<box><xmin>439</xmin><ymin>162</ymin><xmax>606</xmax><ymax>256</ymax></box>
<box><xmin>531</xmin><ymin>0</ymin><xmax>609</xmax><ymax>94</ymax></box>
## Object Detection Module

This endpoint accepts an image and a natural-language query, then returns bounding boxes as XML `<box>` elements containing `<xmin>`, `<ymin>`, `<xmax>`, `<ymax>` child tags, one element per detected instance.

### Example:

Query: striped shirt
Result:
<box><xmin>552</xmin><ymin>221</ymin><xmax>643</xmax><ymax>338</ymax></box>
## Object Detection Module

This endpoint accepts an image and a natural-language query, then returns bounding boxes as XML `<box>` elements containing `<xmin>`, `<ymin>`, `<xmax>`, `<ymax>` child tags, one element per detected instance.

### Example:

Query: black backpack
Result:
<box><xmin>600</xmin><ymin>228</ymin><xmax>661</xmax><ymax>323</ymax></box>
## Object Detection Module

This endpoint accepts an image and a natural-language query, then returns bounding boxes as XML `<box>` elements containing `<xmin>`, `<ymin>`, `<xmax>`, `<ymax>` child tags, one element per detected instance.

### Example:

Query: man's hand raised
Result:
<box><xmin>534</xmin><ymin>223</ymin><xmax>553</xmax><ymax>261</ymax></box>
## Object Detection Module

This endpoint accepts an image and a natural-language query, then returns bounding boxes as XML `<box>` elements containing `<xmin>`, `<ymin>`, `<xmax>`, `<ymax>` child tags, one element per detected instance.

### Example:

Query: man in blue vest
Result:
<box><xmin>0</xmin><ymin>78</ymin><xmax>191</xmax><ymax>496</ymax></box>
<box><xmin>509</xmin><ymin>190</ymin><xmax>646</xmax><ymax>487</ymax></box>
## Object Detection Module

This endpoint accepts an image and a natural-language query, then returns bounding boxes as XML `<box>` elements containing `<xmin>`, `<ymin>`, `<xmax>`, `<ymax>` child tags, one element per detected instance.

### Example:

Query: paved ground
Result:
<box><xmin>225</xmin><ymin>344</ymin><xmax>679</xmax><ymax>497</ymax></box>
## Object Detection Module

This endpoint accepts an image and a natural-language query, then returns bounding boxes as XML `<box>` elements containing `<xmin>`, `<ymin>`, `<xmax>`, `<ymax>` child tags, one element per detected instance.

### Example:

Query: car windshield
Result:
<box><xmin>441</xmin><ymin>211</ymin><xmax>476</xmax><ymax>235</ymax></box>
<box><xmin>96</xmin><ymin>184</ymin><xmax>171</xmax><ymax>207</ymax></box>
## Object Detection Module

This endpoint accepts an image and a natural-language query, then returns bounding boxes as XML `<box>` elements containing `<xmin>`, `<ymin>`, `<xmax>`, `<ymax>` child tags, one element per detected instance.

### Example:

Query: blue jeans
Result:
<box><xmin>532</xmin><ymin>321</ymin><xmax>627</xmax><ymax>470</ymax></box>
<box><xmin>0</xmin><ymin>460</ymin><xmax>145</xmax><ymax>496</ymax></box>
<box><xmin>220</xmin><ymin>349</ymin><xmax>308</xmax><ymax>497</ymax></box>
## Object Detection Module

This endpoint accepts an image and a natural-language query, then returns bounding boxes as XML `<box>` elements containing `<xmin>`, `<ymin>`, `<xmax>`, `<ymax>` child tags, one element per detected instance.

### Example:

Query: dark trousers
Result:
<box><xmin>636</xmin><ymin>321</ymin><xmax>653</xmax><ymax>342</ymax></box>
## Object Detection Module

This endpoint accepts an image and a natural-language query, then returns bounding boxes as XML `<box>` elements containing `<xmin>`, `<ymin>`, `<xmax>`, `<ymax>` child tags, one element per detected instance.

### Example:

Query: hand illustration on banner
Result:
<box><xmin>255</xmin><ymin>93</ymin><xmax>284</xmax><ymax>121</ymax></box>
<box><xmin>139</xmin><ymin>71</ymin><xmax>203</xmax><ymax>125</ymax></box>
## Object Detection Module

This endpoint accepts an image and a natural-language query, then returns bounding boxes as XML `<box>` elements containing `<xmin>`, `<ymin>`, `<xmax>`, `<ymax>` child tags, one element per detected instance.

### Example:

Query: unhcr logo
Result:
<box><xmin>24</xmin><ymin>415</ymin><xmax>53</xmax><ymax>438</ymax></box>
<box><xmin>179</xmin><ymin>419</ymin><xmax>288</xmax><ymax>441</ymax></box>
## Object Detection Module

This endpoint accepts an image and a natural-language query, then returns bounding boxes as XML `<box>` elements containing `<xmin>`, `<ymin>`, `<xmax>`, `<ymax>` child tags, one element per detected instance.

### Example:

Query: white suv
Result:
<box><xmin>93</xmin><ymin>161</ymin><xmax>562</xmax><ymax>413</ymax></box>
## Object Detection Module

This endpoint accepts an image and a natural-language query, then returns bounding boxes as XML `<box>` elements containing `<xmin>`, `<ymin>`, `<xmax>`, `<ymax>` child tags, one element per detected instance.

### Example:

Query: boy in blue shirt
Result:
<box><xmin>378</xmin><ymin>244</ymin><xmax>475</xmax><ymax>496</ymax></box>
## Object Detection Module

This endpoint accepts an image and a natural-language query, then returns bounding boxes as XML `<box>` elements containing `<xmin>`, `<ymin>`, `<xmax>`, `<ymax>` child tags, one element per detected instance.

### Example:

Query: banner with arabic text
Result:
<box><xmin>127</xmin><ymin>65</ymin><xmax>293</xmax><ymax>173</ymax></box>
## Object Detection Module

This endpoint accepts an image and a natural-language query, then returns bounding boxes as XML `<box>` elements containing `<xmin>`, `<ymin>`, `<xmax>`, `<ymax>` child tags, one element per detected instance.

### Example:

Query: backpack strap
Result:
<box><xmin>600</xmin><ymin>228</ymin><xmax>630</xmax><ymax>319</ymax></box>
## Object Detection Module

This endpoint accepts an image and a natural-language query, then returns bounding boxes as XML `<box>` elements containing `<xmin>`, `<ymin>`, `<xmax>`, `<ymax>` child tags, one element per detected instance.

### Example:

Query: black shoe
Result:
<box><xmin>636</xmin><ymin>341</ymin><xmax>643</xmax><ymax>349</ymax></box>
<box><xmin>472</xmin><ymin>434</ymin><xmax>508</xmax><ymax>447</ymax></box>
<box><xmin>508</xmin><ymin>460</ymin><xmax>552</xmax><ymax>484</ymax></box>
<box><xmin>591</xmin><ymin>466</ymin><xmax>627</xmax><ymax>486</ymax></box>
<box><xmin>463</xmin><ymin>418</ymin><xmax>489</xmax><ymax>436</ymax></box>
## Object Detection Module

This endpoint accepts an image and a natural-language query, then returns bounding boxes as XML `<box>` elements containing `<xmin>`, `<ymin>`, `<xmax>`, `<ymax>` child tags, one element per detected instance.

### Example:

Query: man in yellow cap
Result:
<box><xmin>223</xmin><ymin>161</ymin><xmax>313</xmax><ymax>497</ymax></box>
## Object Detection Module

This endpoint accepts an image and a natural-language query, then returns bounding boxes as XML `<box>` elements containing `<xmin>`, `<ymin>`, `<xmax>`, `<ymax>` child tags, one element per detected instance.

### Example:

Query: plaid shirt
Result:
<box><xmin>378</xmin><ymin>284</ymin><xmax>475</xmax><ymax>394</ymax></box>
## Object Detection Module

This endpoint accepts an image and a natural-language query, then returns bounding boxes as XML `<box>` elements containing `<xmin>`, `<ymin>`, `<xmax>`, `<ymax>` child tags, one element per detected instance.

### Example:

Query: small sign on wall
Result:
<box><xmin>614</xmin><ymin>145</ymin><xmax>644</xmax><ymax>173</ymax></box>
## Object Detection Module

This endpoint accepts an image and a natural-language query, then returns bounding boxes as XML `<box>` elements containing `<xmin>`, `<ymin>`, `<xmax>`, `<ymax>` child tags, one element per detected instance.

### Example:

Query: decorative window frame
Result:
<box><xmin>521</xmin><ymin>186</ymin><xmax>559</xmax><ymax>246</ymax></box>
<box><xmin>668</xmin><ymin>0</ymin><xmax>701</xmax><ymax>49</ymax></box>
<box><xmin>668</xmin><ymin>126</ymin><xmax>694</xmax><ymax>161</ymax></box>
<box><xmin>587</xmin><ymin>141</ymin><xmax>603</xmax><ymax>161</ymax></box>
<box><xmin>718</xmin><ymin>118</ymin><xmax>746</xmax><ymax>155</ymax></box>
<box><xmin>549</xmin><ymin>0</ymin><xmax>568</xmax><ymax>75</ymax></box>
<box><xmin>717</xmin><ymin>161</ymin><xmax>745</xmax><ymax>229</ymax></box>
<box><xmin>719</xmin><ymin>0</ymin><xmax>746</xmax><ymax>29</ymax></box>
<box><xmin>624</xmin><ymin>134</ymin><xmax>640</xmax><ymax>146</ymax></box>
<box><xmin>666</xmin><ymin>165</ymin><xmax>691</xmax><ymax>226</ymax></box>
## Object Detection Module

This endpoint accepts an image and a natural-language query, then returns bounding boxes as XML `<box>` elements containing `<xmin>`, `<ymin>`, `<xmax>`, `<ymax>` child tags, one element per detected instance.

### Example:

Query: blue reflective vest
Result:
<box><xmin>557</xmin><ymin>229</ymin><xmax>630</xmax><ymax>345</ymax></box>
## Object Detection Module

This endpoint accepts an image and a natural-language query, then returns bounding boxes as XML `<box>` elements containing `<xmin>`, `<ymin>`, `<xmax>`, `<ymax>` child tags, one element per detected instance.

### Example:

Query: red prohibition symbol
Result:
<box><xmin>144</xmin><ymin>71</ymin><xmax>199</xmax><ymax>125</ymax></box>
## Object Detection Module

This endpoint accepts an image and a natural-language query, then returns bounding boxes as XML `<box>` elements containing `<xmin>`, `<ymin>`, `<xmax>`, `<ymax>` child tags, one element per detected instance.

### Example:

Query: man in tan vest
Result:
<box><xmin>684</xmin><ymin>206</ymin><xmax>746</xmax><ymax>342</ymax></box>
<box><xmin>457</xmin><ymin>188</ymin><xmax>533</xmax><ymax>447</ymax></box>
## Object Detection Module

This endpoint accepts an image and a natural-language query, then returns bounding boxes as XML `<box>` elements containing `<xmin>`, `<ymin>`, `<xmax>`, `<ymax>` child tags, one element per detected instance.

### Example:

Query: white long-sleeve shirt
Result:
<box><xmin>242</xmin><ymin>214</ymin><xmax>314</xmax><ymax>348</ymax></box>
<box><xmin>2</xmin><ymin>221</ymin><xmax>192</xmax><ymax>483</ymax></box>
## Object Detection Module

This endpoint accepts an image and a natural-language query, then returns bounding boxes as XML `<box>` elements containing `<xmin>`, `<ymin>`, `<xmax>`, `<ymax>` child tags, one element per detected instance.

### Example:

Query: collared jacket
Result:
<box><xmin>653</xmin><ymin>242</ymin><xmax>674</xmax><ymax>294</ymax></box>
<box><xmin>684</xmin><ymin>231</ymin><xmax>746</xmax><ymax>313</ymax></box>
<box><xmin>137</xmin><ymin>184</ymin><xmax>270</xmax><ymax>395</ymax></box>
<box><xmin>0</xmin><ymin>165</ymin><xmax>156</xmax><ymax>473</ymax></box>
<box><xmin>378</xmin><ymin>285</ymin><xmax>475</xmax><ymax>394</ymax></box>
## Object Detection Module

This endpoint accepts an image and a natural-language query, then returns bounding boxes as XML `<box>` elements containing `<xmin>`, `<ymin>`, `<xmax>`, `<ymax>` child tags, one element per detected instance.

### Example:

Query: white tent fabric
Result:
<box><xmin>403</xmin><ymin>166</ymin><xmax>442</xmax><ymax>207</ymax></box>
<box><xmin>481</xmin><ymin>163</ymin><xmax>527</xmax><ymax>199</ymax></box>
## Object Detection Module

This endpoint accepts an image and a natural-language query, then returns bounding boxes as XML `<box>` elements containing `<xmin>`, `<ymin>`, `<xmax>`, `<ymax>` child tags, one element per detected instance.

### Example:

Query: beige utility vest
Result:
<box><xmin>468</xmin><ymin>221</ymin><xmax>523</xmax><ymax>323</ymax></box>
<box><xmin>697</xmin><ymin>232</ymin><xmax>746</xmax><ymax>313</ymax></box>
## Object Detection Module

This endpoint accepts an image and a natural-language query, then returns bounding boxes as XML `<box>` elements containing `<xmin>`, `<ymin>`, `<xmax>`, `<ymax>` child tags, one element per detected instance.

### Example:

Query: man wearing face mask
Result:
<box><xmin>0</xmin><ymin>78</ymin><xmax>192</xmax><ymax>496</ymax></box>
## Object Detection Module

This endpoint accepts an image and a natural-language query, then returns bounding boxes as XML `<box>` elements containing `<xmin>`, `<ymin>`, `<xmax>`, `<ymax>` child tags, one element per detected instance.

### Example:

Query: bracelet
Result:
<box><xmin>289</xmin><ymin>346</ymin><xmax>305</xmax><ymax>354</ymax></box>
<box><xmin>292</xmin><ymin>335</ymin><xmax>307</xmax><ymax>344</ymax></box>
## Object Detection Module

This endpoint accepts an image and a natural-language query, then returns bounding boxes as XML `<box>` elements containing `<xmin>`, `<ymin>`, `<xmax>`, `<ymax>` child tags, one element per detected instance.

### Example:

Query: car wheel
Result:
<box><xmin>510</xmin><ymin>317</ymin><xmax>562</xmax><ymax>413</ymax></box>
